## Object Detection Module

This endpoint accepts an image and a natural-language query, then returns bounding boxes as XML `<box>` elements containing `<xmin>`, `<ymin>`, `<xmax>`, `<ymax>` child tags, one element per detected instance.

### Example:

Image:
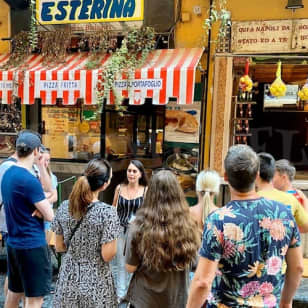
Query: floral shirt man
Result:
<box><xmin>201</xmin><ymin>197</ymin><xmax>300</xmax><ymax>308</ymax></box>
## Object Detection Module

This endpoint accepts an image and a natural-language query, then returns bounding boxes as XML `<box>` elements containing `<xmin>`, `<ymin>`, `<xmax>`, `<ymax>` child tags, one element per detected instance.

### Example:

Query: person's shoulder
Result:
<box><xmin>59</xmin><ymin>199</ymin><xmax>69</xmax><ymax>208</ymax></box>
<box><xmin>0</xmin><ymin>160</ymin><xmax>16</xmax><ymax>177</ymax></box>
<box><xmin>189</xmin><ymin>204</ymin><xmax>200</xmax><ymax>219</ymax></box>
<box><xmin>95</xmin><ymin>201</ymin><xmax>116</xmax><ymax>214</ymax></box>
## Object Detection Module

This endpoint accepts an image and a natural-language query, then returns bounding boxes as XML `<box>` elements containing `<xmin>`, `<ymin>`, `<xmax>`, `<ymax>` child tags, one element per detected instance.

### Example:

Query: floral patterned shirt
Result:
<box><xmin>200</xmin><ymin>197</ymin><xmax>301</xmax><ymax>308</ymax></box>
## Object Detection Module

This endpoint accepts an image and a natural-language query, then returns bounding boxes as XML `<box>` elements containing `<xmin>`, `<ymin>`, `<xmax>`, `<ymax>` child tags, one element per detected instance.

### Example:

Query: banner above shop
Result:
<box><xmin>232</xmin><ymin>19</ymin><xmax>308</xmax><ymax>54</ymax></box>
<box><xmin>36</xmin><ymin>0</ymin><xmax>144</xmax><ymax>25</ymax></box>
<box><xmin>0</xmin><ymin>48</ymin><xmax>204</xmax><ymax>105</ymax></box>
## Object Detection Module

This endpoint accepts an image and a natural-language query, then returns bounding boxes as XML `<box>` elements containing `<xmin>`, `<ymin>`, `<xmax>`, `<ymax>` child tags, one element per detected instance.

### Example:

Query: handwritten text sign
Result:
<box><xmin>36</xmin><ymin>0</ymin><xmax>144</xmax><ymax>25</ymax></box>
<box><xmin>232</xmin><ymin>19</ymin><xmax>308</xmax><ymax>53</ymax></box>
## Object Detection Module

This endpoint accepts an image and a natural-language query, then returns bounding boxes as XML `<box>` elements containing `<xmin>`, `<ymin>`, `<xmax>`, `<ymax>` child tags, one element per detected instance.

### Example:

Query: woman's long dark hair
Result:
<box><xmin>124</xmin><ymin>160</ymin><xmax>148</xmax><ymax>186</ymax></box>
<box><xmin>132</xmin><ymin>170</ymin><xmax>200</xmax><ymax>272</ymax></box>
<box><xmin>69</xmin><ymin>159</ymin><xmax>112</xmax><ymax>220</ymax></box>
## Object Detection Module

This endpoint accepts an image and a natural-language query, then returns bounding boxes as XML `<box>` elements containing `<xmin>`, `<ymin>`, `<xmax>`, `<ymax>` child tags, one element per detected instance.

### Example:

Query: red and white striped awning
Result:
<box><xmin>0</xmin><ymin>48</ymin><xmax>203</xmax><ymax>106</ymax></box>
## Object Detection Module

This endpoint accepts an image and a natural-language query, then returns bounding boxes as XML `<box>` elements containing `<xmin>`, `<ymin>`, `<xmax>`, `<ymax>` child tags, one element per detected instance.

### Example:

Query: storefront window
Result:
<box><xmin>0</xmin><ymin>102</ymin><xmax>22</xmax><ymax>157</ymax></box>
<box><xmin>105</xmin><ymin>103</ymin><xmax>165</xmax><ymax>160</ymax></box>
<box><xmin>232</xmin><ymin>58</ymin><xmax>308</xmax><ymax>171</ymax></box>
<box><xmin>41</xmin><ymin>103</ymin><xmax>101</xmax><ymax>160</ymax></box>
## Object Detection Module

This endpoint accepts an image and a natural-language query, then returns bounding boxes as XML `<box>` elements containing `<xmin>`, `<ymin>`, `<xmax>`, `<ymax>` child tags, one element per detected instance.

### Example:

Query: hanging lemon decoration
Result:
<box><xmin>298</xmin><ymin>84</ymin><xmax>308</xmax><ymax>101</ymax></box>
<box><xmin>269</xmin><ymin>61</ymin><xmax>287</xmax><ymax>97</ymax></box>
<box><xmin>239</xmin><ymin>60</ymin><xmax>253</xmax><ymax>92</ymax></box>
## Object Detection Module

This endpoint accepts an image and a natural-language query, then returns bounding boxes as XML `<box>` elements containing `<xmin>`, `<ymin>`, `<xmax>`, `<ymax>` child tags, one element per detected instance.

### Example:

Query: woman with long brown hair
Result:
<box><xmin>124</xmin><ymin>170</ymin><xmax>200</xmax><ymax>308</ymax></box>
<box><xmin>51</xmin><ymin>159</ymin><xmax>121</xmax><ymax>308</ymax></box>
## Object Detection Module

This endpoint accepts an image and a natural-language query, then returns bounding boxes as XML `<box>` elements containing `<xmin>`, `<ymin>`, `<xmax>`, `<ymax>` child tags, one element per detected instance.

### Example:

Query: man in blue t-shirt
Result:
<box><xmin>2</xmin><ymin>132</ymin><xmax>54</xmax><ymax>308</ymax></box>
<box><xmin>186</xmin><ymin>145</ymin><xmax>303</xmax><ymax>308</ymax></box>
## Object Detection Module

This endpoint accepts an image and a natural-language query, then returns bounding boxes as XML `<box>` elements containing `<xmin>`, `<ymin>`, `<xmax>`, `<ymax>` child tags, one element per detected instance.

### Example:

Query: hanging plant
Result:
<box><xmin>0</xmin><ymin>31</ymin><xmax>31</xmax><ymax>70</ymax></box>
<box><xmin>29</xmin><ymin>0</ymin><xmax>38</xmax><ymax>50</ymax></box>
<box><xmin>40</xmin><ymin>30</ymin><xmax>72</xmax><ymax>66</ymax></box>
<box><xmin>203</xmin><ymin>0</ymin><xmax>231</xmax><ymax>42</ymax></box>
<box><xmin>82</xmin><ymin>27</ymin><xmax>117</xmax><ymax>70</ymax></box>
<box><xmin>96</xmin><ymin>27</ymin><xmax>156</xmax><ymax>112</ymax></box>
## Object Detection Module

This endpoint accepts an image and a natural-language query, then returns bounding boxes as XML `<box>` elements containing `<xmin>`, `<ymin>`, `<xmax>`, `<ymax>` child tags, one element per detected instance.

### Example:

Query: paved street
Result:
<box><xmin>0</xmin><ymin>245</ymin><xmax>308</xmax><ymax>307</ymax></box>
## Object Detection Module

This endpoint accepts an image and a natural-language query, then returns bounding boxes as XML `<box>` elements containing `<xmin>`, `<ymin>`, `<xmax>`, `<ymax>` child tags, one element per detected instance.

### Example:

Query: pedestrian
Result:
<box><xmin>190</xmin><ymin>169</ymin><xmax>220</xmax><ymax>231</ymax></box>
<box><xmin>2</xmin><ymin>131</ymin><xmax>54</xmax><ymax>308</ymax></box>
<box><xmin>112</xmin><ymin>160</ymin><xmax>148</xmax><ymax>302</ymax></box>
<box><xmin>0</xmin><ymin>152</ymin><xmax>18</xmax><ymax>302</ymax></box>
<box><xmin>124</xmin><ymin>170</ymin><xmax>200</xmax><ymax>308</ymax></box>
<box><xmin>39</xmin><ymin>146</ymin><xmax>58</xmax><ymax>245</ymax></box>
<box><xmin>186</xmin><ymin>145</ymin><xmax>303</xmax><ymax>308</ymax></box>
<box><xmin>274</xmin><ymin>158</ymin><xmax>308</xmax><ymax>212</ymax></box>
<box><xmin>51</xmin><ymin>159</ymin><xmax>121</xmax><ymax>308</ymax></box>
<box><xmin>257</xmin><ymin>152</ymin><xmax>308</xmax><ymax>233</ymax></box>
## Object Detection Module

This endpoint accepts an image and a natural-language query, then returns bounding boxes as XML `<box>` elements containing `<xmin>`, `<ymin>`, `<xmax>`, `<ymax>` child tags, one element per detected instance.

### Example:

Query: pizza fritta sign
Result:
<box><xmin>36</xmin><ymin>0</ymin><xmax>144</xmax><ymax>24</ymax></box>
<box><xmin>232</xmin><ymin>19</ymin><xmax>308</xmax><ymax>53</ymax></box>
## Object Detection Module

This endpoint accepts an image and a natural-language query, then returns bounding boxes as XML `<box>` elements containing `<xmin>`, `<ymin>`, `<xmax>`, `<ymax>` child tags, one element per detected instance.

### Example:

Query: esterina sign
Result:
<box><xmin>36</xmin><ymin>0</ymin><xmax>144</xmax><ymax>24</ymax></box>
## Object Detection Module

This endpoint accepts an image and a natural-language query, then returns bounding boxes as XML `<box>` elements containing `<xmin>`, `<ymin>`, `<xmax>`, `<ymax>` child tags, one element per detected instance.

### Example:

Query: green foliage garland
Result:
<box><xmin>204</xmin><ymin>0</ymin><xmax>231</xmax><ymax>42</ymax></box>
<box><xmin>96</xmin><ymin>27</ymin><xmax>156</xmax><ymax>112</ymax></box>
<box><xmin>29</xmin><ymin>0</ymin><xmax>38</xmax><ymax>50</ymax></box>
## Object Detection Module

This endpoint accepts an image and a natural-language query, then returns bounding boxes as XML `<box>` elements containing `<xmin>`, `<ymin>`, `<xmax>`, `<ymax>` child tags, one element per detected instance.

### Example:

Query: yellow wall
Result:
<box><xmin>175</xmin><ymin>0</ymin><xmax>308</xmax><ymax>168</ymax></box>
<box><xmin>0</xmin><ymin>0</ymin><xmax>10</xmax><ymax>53</ymax></box>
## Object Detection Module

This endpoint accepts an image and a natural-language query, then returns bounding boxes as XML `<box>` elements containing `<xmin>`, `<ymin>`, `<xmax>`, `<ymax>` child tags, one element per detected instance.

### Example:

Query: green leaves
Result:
<box><xmin>203</xmin><ymin>0</ymin><xmax>231</xmax><ymax>43</ymax></box>
<box><xmin>29</xmin><ymin>0</ymin><xmax>38</xmax><ymax>50</ymax></box>
<box><xmin>96</xmin><ymin>27</ymin><xmax>155</xmax><ymax>111</ymax></box>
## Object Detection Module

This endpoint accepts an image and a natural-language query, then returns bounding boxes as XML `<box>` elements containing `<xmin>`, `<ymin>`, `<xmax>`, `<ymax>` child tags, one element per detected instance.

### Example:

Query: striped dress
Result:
<box><xmin>117</xmin><ymin>186</ymin><xmax>145</xmax><ymax>230</ymax></box>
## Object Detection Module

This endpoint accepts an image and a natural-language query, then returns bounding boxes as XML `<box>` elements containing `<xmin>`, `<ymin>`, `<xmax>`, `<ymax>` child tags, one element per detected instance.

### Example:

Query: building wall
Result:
<box><xmin>0</xmin><ymin>0</ymin><xmax>10</xmax><ymax>53</ymax></box>
<box><xmin>174</xmin><ymin>0</ymin><xmax>308</xmax><ymax>168</ymax></box>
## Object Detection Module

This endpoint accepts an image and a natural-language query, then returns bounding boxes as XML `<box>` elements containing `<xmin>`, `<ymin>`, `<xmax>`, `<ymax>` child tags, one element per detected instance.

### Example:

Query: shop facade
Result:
<box><xmin>208</xmin><ymin>17</ymin><xmax>308</xmax><ymax>255</ymax></box>
<box><xmin>0</xmin><ymin>1</ymin><xmax>205</xmax><ymax>202</ymax></box>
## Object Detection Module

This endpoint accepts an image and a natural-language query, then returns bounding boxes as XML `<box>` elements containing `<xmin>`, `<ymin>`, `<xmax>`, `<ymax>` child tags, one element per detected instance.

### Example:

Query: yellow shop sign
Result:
<box><xmin>36</xmin><ymin>0</ymin><xmax>144</xmax><ymax>24</ymax></box>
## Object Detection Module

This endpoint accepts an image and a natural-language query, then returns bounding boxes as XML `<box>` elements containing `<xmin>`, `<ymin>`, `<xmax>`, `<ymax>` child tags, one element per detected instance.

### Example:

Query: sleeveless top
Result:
<box><xmin>117</xmin><ymin>185</ymin><xmax>146</xmax><ymax>228</ymax></box>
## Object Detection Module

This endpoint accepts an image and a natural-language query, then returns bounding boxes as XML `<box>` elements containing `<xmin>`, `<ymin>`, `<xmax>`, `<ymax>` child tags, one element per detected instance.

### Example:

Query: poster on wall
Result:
<box><xmin>164</xmin><ymin>102</ymin><xmax>201</xmax><ymax>143</ymax></box>
<box><xmin>232</xmin><ymin>19</ymin><xmax>308</xmax><ymax>53</ymax></box>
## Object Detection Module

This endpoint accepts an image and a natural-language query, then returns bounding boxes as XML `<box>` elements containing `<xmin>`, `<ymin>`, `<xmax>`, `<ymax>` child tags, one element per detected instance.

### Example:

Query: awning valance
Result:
<box><xmin>0</xmin><ymin>48</ymin><xmax>204</xmax><ymax>106</ymax></box>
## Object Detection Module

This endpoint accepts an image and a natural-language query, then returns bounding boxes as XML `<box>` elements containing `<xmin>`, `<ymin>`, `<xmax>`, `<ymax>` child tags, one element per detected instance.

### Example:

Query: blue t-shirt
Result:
<box><xmin>200</xmin><ymin>197</ymin><xmax>300</xmax><ymax>308</ymax></box>
<box><xmin>2</xmin><ymin>165</ymin><xmax>46</xmax><ymax>249</ymax></box>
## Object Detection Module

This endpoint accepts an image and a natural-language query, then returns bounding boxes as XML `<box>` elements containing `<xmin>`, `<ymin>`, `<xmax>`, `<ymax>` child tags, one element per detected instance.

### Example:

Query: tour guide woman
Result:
<box><xmin>124</xmin><ymin>170</ymin><xmax>201</xmax><ymax>308</ymax></box>
<box><xmin>51</xmin><ymin>159</ymin><xmax>121</xmax><ymax>307</ymax></box>
<box><xmin>112</xmin><ymin>160</ymin><xmax>148</xmax><ymax>301</ymax></box>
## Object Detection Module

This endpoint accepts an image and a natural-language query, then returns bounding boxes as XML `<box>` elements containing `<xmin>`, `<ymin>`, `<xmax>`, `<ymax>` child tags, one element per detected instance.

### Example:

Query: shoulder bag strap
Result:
<box><xmin>66</xmin><ymin>203</ymin><xmax>95</xmax><ymax>251</ymax></box>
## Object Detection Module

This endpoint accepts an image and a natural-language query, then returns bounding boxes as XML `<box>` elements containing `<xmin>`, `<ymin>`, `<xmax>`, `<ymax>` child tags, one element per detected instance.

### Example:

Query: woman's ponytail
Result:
<box><xmin>69</xmin><ymin>176</ymin><xmax>93</xmax><ymax>220</ymax></box>
<box><xmin>201</xmin><ymin>191</ymin><xmax>212</xmax><ymax>226</ymax></box>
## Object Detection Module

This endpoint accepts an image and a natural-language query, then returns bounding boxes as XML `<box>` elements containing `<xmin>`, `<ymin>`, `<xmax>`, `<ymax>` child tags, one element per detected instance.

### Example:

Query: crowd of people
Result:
<box><xmin>0</xmin><ymin>130</ymin><xmax>307</xmax><ymax>308</ymax></box>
